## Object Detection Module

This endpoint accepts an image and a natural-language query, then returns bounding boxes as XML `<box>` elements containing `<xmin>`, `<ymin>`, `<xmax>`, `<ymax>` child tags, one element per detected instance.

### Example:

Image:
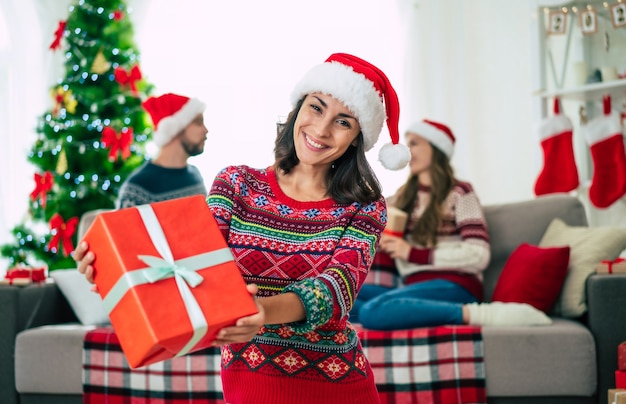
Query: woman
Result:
<box><xmin>75</xmin><ymin>53</ymin><xmax>411</xmax><ymax>403</ymax></box>
<box><xmin>353</xmin><ymin>119</ymin><xmax>552</xmax><ymax>330</ymax></box>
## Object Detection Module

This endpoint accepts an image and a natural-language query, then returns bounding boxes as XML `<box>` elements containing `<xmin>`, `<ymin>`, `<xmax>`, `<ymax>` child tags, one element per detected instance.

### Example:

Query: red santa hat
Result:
<box><xmin>142</xmin><ymin>93</ymin><xmax>206</xmax><ymax>147</ymax></box>
<box><xmin>290</xmin><ymin>53</ymin><xmax>410</xmax><ymax>170</ymax></box>
<box><xmin>406</xmin><ymin>119</ymin><xmax>456</xmax><ymax>159</ymax></box>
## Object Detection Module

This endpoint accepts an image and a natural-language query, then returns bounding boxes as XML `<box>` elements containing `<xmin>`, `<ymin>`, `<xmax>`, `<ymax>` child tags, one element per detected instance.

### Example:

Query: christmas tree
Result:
<box><xmin>0</xmin><ymin>0</ymin><xmax>154</xmax><ymax>271</ymax></box>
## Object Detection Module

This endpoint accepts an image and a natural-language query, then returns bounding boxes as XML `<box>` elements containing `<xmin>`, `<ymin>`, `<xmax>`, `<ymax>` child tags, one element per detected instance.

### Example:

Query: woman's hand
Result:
<box><xmin>379</xmin><ymin>233</ymin><xmax>411</xmax><ymax>260</ymax></box>
<box><xmin>212</xmin><ymin>283</ymin><xmax>266</xmax><ymax>346</ymax></box>
<box><xmin>73</xmin><ymin>241</ymin><xmax>98</xmax><ymax>291</ymax></box>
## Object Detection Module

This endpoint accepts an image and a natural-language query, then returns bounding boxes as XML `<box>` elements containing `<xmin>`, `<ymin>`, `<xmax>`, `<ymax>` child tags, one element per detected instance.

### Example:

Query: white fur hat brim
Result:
<box><xmin>153</xmin><ymin>98</ymin><xmax>206</xmax><ymax>147</ymax></box>
<box><xmin>290</xmin><ymin>61</ymin><xmax>385</xmax><ymax>151</ymax></box>
<box><xmin>406</xmin><ymin>121</ymin><xmax>455</xmax><ymax>159</ymax></box>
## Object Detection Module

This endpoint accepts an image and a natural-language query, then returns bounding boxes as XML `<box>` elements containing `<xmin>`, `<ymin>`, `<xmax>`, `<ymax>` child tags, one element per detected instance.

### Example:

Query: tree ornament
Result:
<box><xmin>49</xmin><ymin>20</ymin><xmax>66</xmax><ymax>51</ymax></box>
<box><xmin>29</xmin><ymin>171</ymin><xmax>54</xmax><ymax>207</ymax></box>
<box><xmin>91</xmin><ymin>49</ymin><xmax>111</xmax><ymax>74</ymax></box>
<box><xmin>102</xmin><ymin>126</ymin><xmax>133</xmax><ymax>161</ymax></box>
<box><xmin>51</xmin><ymin>86</ymin><xmax>78</xmax><ymax>115</ymax></box>
<box><xmin>48</xmin><ymin>213</ymin><xmax>79</xmax><ymax>257</ymax></box>
<box><xmin>90</xmin><ymin>103</ymin><xmax>98</xmax><ymax>113</ymax></box>
<box><xmin>114</xmin><ymin>64</ymin><xmax>142</xmax><ymax>95</ymax></box>
<box><xmin>56</xmin><ymin>147</ymin><xmax>68</xmax><ymax>175</ymax></box>
<box><xmin>113</xmin><ymin>10</ymin><xmax>124</xmax><ymax>20</ymax></box>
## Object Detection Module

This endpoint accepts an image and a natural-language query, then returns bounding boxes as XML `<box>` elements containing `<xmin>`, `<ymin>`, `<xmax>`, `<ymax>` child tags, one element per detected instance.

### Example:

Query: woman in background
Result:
<box><xmin>352</xmin><ymin>119</ymin><xmax>552</xmax><ymax>330</ymax></box>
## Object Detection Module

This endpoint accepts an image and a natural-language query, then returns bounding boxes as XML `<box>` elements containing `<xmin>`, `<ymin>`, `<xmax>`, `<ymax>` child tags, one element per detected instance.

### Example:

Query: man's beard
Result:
<box><xmin>181</xmin><ymin>138</ymin><xmax>204</xmax><ymax>157</ymax></box>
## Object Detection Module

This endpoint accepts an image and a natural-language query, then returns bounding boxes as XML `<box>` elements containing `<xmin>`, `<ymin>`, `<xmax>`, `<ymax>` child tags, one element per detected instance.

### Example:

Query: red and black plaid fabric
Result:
<box><xmin>357</xmin><ymin>324</ymin><xmax>486</xmax><ymax>404</ymax></box>
<box><xmin>83</xmin><ymin>325</ymin><xmax>485</xmax><ymax>404</ymax></box>
<box><xmin>83</xmin><ymin>327</ymin><xmax>225</xmax><ymax>403</ymax></box>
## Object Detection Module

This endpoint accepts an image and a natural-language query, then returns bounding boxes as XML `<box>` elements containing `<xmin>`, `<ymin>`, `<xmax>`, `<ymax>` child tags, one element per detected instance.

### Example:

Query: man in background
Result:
<box><xmin>116</xmin><ymin>93</ymin><xmax>208</xmax><ymax>208</ymax></box>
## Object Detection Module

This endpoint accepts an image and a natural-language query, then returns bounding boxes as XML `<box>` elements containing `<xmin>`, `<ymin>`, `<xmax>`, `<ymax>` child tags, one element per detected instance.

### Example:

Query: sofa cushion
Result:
<box><xmin>50</xmin><ymin>269</ymin><xmax>110</xmax><ymax>325</ymax></box>
<box><xmin>15</xmin><ymin>324</ymin><xmax>93</xmax><ymax>394</ymax></box>
<box><xmin>540</xmin><ymin>218</ymin><xmax>626</xmax><ymax>318</ymax></box>
<box><xmin>482</xmin><ymin>318</ymin><xmax>596</xmax><ymax>397</ymax></box>
<box><xmin>491</xmin><ymin>243</ymin><xmax>570</xmax><ymax>313</ymax></box>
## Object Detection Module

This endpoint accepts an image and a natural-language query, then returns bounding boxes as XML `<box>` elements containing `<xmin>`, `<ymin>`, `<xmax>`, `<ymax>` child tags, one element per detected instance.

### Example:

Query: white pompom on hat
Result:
<box><xmin>290</xmin><ymin>53</ymin><xmax>410</xmax><ymax>170</ymax></box>
<box><xmin>406</xmin><ymin>119</ymin><xmax>456</xmax><ymax>159</ymax></box>
<box><xmin>142</xmin><ymin>93</ymin><xmax>206</xmax><ymax>147</ymax></box>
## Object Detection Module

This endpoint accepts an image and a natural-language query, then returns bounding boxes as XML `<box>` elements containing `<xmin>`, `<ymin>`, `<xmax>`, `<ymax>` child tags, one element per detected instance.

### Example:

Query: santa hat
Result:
<box><xmin>290</xmin><ymin>53</ymin><xmax>410</xmax><ymax>170</ymax></box>
<box><xmin>142</xmin><ymin>93</ymin><xmax>206</xmax><ymax>147</ymax></box>
<box><xmin>406</xmin><ymin>119</ymin><xmax>456</xmax><ymax>159</ymax></box>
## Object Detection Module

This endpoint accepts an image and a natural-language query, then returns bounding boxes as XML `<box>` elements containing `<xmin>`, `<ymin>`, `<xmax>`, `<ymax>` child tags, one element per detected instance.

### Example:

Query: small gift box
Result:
<box><xmin>617</xmin><ymin>370</ymin><xmax>626</xmax><ymax>389</ymax></box>
<box><xmin>0</xmin><ymin>266</ymin><xmax>46</xmax><ymax>285</ymax></box>
<box><xmin>610</xmin><ymin>388</ymin><xmax>626</xmax><ymax>404</ymax></box>
<box><xmin>383</xmin><ymin>206</ymin><xmax>408</xmax><ymax>238</ymax></box>
<box><xmin>596</xmin><ymin>258</ymin><xmax>626</xmax><ymax>274</ymax></box>
<box><xmin>619</xmin><ymin>342</ymin><xmax>626</xmax><ymax>371</ymax></box>
<box><xmin>82</xmin><ymin>195</ymin><xmax>258</xmax><ymax>368</ymax></box>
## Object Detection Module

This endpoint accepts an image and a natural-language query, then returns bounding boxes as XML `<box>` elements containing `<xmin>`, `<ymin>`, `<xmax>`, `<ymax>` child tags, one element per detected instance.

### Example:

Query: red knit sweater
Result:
<box><xmin>208</xmin><ymin>166</ymin><xmax>383</xmax><ymax>404</ymax></box>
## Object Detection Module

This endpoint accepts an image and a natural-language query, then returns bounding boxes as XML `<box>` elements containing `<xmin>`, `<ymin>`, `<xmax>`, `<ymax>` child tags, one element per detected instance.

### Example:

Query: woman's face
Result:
<box><xmin>405</xmin><ymin>132</ymin><xmax>433</xmax><ymax>176</ymax></box>
<box><xmin>293</xmin><ymin>93</ymin><xmax>360</xmax><ymax>169</ymax></box>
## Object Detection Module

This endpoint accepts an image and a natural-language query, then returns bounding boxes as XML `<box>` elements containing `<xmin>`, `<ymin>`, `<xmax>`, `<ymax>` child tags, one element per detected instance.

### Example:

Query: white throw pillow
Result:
<box><xmin>50</xmin><ymin>269</ymin><xmax>110</xmax><ymax>325</ymax></box>
<box><xmin>539</xmin><ymin>218</ymin><xmax>626</xmax><ymax>318</ymax></box>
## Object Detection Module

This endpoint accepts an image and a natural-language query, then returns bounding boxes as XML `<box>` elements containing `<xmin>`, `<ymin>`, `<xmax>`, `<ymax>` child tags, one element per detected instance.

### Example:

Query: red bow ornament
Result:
<box><xmin>48</xmin><ymin>213</ymin><xmax>79</xmax><ymax>257</ymax></box>
<box><xmin>114</xmin><ymin>65</ymin><xmax>142</xmax><ymax>95</ymax></box>
<box><xmin>102</xmin><ymin>126</ymin><xmax>133</xmax><ymax>161</ymax></box>
<box><xmin>49</xmin><ymin>20</ymin><xmax>66</xmax><ymax>51</ymax></box>
<box><xmin>30</xmin><ymin>171</ymin><xmax>54</xmax><ymax>207</ymax></box>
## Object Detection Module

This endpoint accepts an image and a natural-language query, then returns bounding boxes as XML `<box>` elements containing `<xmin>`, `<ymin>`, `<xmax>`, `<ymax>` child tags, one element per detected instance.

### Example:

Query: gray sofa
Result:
<box><xmin>2</xmin><ymin>194</ymin><xmax>624</xmax><ymax>404</ymax></box>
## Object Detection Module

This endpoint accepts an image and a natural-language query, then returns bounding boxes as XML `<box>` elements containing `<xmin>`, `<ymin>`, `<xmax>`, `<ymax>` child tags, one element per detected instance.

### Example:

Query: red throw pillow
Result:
<box><xmin>491</xmin><ymin>243</ymin><xmax>570</xmax><ymax>313</ymax></box>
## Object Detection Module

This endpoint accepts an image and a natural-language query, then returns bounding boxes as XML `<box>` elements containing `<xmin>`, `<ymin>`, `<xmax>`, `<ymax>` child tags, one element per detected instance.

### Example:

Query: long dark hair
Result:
<box><xmin>274</xmin><ymin>97</ymin><xmax>382</xmax><ymax>205</ymax></box>
<box><xmin>393</xmin><ymin>146</ymin><xmax>455</xmax><ymax>247</ymax></box>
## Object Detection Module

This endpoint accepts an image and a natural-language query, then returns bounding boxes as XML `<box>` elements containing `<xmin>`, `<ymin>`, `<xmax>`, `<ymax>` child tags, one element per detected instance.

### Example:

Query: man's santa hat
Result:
<box><xmin>142</xmin><ymin>93</ymin><xmax>206</xmax><ymax>147</ymax></box>
<box><xmin>406</xmin><ymin>119</ymin><xmax>456</xmax><ymax>159</ymax></box>
<box><xmin>290</xmin><ymin>53</ymin><xmax>410</xmax><ymax>170</ymax></box>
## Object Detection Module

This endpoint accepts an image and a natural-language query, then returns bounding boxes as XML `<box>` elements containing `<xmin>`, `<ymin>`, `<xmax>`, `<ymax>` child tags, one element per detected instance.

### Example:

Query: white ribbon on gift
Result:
<box><xmin>102</xmin><ymin>204</ymin><xmax>233</xmax><ymax>357</ymax></box>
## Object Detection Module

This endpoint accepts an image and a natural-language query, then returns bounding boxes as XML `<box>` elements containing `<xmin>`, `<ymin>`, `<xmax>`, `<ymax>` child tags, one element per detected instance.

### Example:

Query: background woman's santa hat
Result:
<box><xmin>142</xmin><ymin>93</ymin><xmax>206</xmax><ymax>147</ymax></box>
<box><xmin>406</xmin><ymin>119</ymin><xmax>456</xmax><ymax>159</ymax></box>
<box><xmin>290</xmin><ymin>53</ymin><xmax>410</xmax><ymax>170</ymax></box>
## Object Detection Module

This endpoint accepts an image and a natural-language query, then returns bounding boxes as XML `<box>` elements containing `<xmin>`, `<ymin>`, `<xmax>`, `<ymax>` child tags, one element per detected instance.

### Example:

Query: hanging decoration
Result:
<box><xmin>101</xmin><ymin>126</ymin><xmax>133</xmax><ymax>161</ymax></box>
<box><xmin>51</xmin><ymin>86</ymin><xmax>78</xmax><ymax>115</ymax></box>
<box><xmin>114</xmin><ymin>65</ymin><xmax>142</xmax><ymax>95</ymax></box>
<box><xmin>29</xmin><ymin>171</ymin><xmax>54</xmax><ymax>207</ymax></box>
<box><xmin>91</xmin><ymin>50</ymin><xmax>111</xmax><ymax>74</ymax></box>
<box><xmin>584</xmin><ymin>95</ymin><xmax>626</xmax><ymax>208</ymax></box>
<box><xmin>56</xmin><ymin>147</ymin><xmax>68</xmax><ymax>175</ymax></box>
<box><xmin>48</xmin><ymin>213</ymin><xmax>79</xmax><ymax>257</ymax></box>
<box><xmin>49</xmin><ymin>20</ymin><xmax>67</xmax><ymax>51</ymax></box>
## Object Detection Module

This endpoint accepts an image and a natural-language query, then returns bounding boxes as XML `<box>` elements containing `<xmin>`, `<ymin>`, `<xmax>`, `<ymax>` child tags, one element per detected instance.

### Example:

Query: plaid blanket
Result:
<box><xmin>83</xmin><ymin>325</ymin><xmax>485</xmax><ymax>404</ymax></box>
<box><xmin>83</xmin><ymin>327</ymin><xmax>225</xmax><ymax>403</ymax></box>
<box><xmin>357</xmin><ymin>324</ymin><xmax>486</xmax><ymax>404</ymax></box>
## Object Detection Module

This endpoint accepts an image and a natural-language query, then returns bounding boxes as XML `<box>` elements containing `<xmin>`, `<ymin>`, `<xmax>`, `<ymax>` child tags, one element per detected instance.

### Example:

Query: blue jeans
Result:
<box><xmin>352</xmin><ymin>280</ymin><xmax>477</xmax><ymax>330</ymax></box>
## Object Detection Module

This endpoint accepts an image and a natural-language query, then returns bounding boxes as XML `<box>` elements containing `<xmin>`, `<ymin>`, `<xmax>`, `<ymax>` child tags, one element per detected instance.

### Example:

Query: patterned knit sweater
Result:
<box><xmin>116</xmin><ymin>162</ymin><xmax>206</xmax><ymax>209</ymax></box>
<box><xmin>367</xmin><ymin>181</ymin><xmax>490</xmax><ymax>300</ymax></box>
<box><xmin>207</xmin><ymin>165</ymin><xmax>385</xmax><ymax>404</ymax></box>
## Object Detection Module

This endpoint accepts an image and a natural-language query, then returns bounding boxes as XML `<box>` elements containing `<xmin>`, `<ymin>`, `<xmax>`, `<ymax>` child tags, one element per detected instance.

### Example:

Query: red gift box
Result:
<box><xmin>596</xmin><ymin>258</ymin><xmax>626</xmax><ymax>274</ymax></box>
<box><xmin>0</xmin><ymin>266</ymin><xmax>46</xmax><ymax>285</ymax></box>
<box><xmin>617</xmin><ymin>370</ymin><xmax>626</xmax><ymax>389</ymax></box>
<box><xmin>619</xmin><ymin>342</ymin><xmax>626</xmax><ymax>371</ymax></box>
<box><xmin>82</xmin><ymin>195</ymin><xmax>258</xmax><ymax>368</ymax></box>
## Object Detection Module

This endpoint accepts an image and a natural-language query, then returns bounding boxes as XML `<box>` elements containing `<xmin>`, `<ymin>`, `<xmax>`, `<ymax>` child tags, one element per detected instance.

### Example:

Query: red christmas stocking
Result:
<box><xmin>534</xmin><ymin>98</ymin><xmax>579</xmax><ymax>196</ymax></box>
<box><xmin>585</xmin><ymin>96</ymin><xmax>626</xmax><ymax>208</ymax></box>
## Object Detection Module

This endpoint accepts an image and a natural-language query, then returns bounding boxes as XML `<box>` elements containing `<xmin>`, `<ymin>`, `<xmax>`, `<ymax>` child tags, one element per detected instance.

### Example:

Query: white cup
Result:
<box><xmin>601</xmin><ymin>67</ymin><xmax>618</xmax><ymax>82</ymax></box>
